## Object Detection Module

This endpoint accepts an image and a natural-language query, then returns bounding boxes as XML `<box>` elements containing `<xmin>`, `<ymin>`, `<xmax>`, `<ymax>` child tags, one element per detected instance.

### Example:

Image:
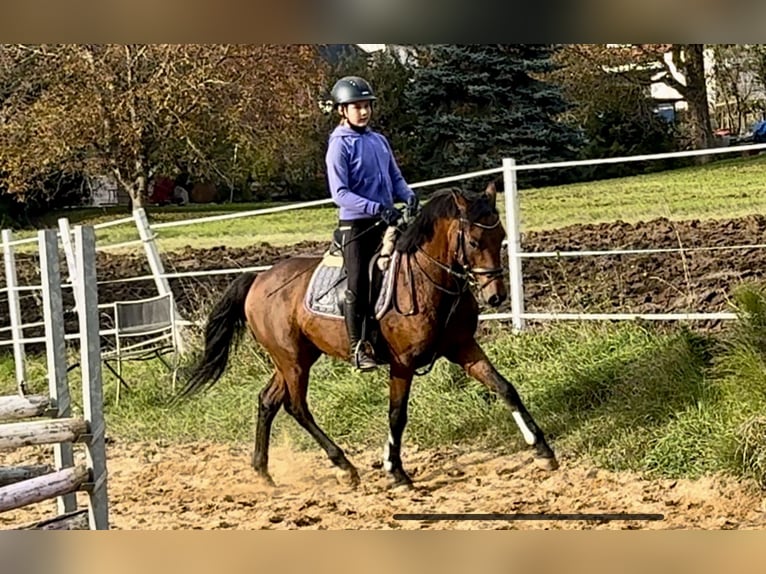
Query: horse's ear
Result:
<box><xmin>484</xmin><ymin>181</ymin><xmax>497</xmax><ymax>208</ymax></box>
<box><xmin>451</xmin><ymin>188</ymin><xmax>469</xmax><ymax>215</ymax></box>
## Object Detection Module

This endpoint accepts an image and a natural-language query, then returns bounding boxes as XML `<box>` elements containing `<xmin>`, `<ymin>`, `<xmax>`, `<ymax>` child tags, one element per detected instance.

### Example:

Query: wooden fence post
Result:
<box><xmin>39</xmin><ymin>228</ymin><xmax>77</xmax><ymax>515</ymax></box>
<box><xmin>132</xmin><ymin>208</ymin><xmax>186</xmax><ymax>353</ymax></box>
<box><xmin>2</xmin><ymin>229</ymin><xmax>27</xmax><ymax>393</ymax></box>
<box><xmin>74</xmin><ymin>225</ymin><xmax>109</xmax><ymax>530</ymax></box>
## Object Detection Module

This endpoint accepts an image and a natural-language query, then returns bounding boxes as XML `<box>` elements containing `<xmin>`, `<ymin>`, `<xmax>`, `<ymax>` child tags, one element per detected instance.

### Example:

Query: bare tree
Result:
<box><xmin>0</xmin><ymin>44</ymin><xmax>329</xmax><ymax>207</ymax></box>
<box><xmin>708</xmin><ymin>45</ymin><xmax>766</xmax><ymax>136</ymax></box>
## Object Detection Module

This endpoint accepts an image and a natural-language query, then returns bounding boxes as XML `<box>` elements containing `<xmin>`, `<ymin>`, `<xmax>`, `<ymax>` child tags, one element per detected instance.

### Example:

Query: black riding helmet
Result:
<box><xmin>331</xmin><ymin>76</ymin><xmax>377</xmax><ymax>107</ymax></box>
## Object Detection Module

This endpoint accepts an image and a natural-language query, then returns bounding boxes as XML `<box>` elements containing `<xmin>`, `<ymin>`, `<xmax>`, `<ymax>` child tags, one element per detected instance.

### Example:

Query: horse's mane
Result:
<box><xmin>395</xmin><ymin>187</ymin><xmax>497</xmax><ymax>254</ymax></box>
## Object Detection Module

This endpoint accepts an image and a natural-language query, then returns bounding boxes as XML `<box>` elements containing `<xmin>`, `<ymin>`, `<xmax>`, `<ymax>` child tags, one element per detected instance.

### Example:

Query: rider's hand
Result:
<box><xmin>406</xmin><ymin>194</ymin><xmax>419</xmax><ymax>219</ymax></box>
<box><xmin>380</xmin><ymin>206</ymin><xmax>403</xmax><ymax>227</ymax></box>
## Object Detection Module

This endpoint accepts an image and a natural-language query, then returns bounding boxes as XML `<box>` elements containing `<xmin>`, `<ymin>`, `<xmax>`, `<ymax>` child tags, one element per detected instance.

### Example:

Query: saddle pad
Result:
<box><xmin>374</xmin><ymin>251</ymin><xmax>399</xmax><ymax>320</ymax></box>
<box><xmin>304</xmin><ymin>255</ymin><xmax>346</xmax><ymax>318</ymax></box>
<box><xmin>321</xmin><ymin>251</ymin><xmax>344</xmax><ymax>268</ymax></box>
<box><xmin>304</xmin><ymin>251</ymin><xmax>400</xmax><ymax>320</ymax></box>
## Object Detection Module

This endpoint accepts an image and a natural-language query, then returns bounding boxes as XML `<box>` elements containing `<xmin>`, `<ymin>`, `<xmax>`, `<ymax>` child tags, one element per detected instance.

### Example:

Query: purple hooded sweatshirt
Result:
<box><xmin>325</xmin><ymin>124</ymin><xmax>415</xmax><ymax>221</ymax></box>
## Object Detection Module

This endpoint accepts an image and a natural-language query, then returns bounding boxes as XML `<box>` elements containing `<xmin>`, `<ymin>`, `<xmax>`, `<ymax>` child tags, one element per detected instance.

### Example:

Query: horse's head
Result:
<box><xmin>449</xmin><ymin>182</ymin><xmax>507</xmax><ymax>307</ymax></box>
<box><xmin>396</xmin><ymin>182</ymin><xmax>508</xmax><ymax>307</ymax></box>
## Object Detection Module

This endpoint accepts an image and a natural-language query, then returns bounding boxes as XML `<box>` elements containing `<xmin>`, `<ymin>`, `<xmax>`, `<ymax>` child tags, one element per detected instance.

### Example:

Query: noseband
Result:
<box><xmin>414</xmin><ymin>213</ymin><xmax>505</xmax><ymax>294</ymax></box>
<box><xmin>456</xmin><ymin>216</ymin><xmax>505</xmax><ymax>288</ymax></box>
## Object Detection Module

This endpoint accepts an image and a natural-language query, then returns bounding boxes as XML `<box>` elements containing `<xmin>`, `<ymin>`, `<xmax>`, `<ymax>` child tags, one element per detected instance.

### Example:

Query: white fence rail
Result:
<box><xmin>118</xmin><ymin>141</ymin><xmax>766</xmax><ymax>331</ymax></box>
<box><xmin>4</xmin><ymin>141</ymin><xmax>766</xmax><ymax>348</ymax></box>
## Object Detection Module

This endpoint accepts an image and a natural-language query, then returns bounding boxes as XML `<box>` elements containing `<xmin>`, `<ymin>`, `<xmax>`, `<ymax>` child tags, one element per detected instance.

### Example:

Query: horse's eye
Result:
<box><xmin>469</xmin><ymin>239</ymin><xmax>479</xmax><ymax>249</ymax></box>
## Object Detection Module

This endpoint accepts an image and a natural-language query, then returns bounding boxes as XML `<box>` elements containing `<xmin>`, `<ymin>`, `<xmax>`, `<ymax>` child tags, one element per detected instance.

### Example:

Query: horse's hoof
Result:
<box><xmin>255</xmin><ymin>472</ymin><xmax>277</xmax><ymax>488</ymax></box>
<box><xmin>534</xmin><ymin>456</ymin><xmax>559</xmax><ymax>471</ymax></box>
<box><xmin>388</xmin><ymin>472</ymin><xmax>414</xmax><ymax>490</ymax></box>
<box><xmin>335</xmin><ymin>467</ymin><xmax>361</xmax><ymax>488</ymax></box>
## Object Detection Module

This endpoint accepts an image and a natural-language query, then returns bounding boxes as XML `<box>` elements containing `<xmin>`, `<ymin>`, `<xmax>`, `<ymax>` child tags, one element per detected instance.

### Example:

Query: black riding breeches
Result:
<box><xmin>339</xmin><ymin>217</ymin><xmax>385</xmax><ymax>314</ymax></box>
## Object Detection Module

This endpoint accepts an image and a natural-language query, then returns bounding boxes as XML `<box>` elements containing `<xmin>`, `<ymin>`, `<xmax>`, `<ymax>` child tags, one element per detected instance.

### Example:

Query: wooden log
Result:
<box><xmin>0</xmin><ymin>465</ymin><xmax>89</xmax><ymax>513</ymax></box>
<box><xmin>0</xmin><ymin>465</ymin><xmax>54</xmax><ymax>487</ymax></box>
<box><xmin>0</xmin><ymin>418</ymin><xmax>88</xmax><ymax>451</ymax></box>
<box><xmin>0</xmin><ymin>395</ymin><xmax>52</xmax><ymax>421</ymax></box>
<box><xmin>19</xmin><ymin>509</ymin><xmax>89</xmax><ymax>530</ymax></box>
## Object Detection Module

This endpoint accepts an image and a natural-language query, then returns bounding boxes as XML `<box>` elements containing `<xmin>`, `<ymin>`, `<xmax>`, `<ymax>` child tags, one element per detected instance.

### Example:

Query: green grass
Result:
<box><xmin>11</xmin><ymin>153</ymin><xmax>766</xmax><ymax>253</ymax></box>
<box><xmin>519</xmin><ymin>153</ymin><xmax>766</xmax><ymax>231</ymax></box>
<box><xmin>7</xmin><ymin>295</ymin><xmax>766</xmax><ymax>484</ymax></box>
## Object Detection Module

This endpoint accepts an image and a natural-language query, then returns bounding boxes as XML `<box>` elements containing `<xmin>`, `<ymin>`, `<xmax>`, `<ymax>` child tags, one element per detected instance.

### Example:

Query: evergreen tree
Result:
<box><xmin>405</xmin><ymin>44</ymin><xmax>583</xmax><ymax>188</ymax></box>
<box><xmin>320</xmin><ymin>45</ymin><xmax>417</xmax><ymax>180</ymax></box>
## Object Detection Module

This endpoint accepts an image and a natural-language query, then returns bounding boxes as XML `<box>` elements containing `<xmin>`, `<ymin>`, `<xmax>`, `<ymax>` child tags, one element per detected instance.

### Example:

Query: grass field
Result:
<box><xmin>4</xmin><ymin>153</ymin><xmax>766</xmax><ymax>483</ymax></box>
<box><xmin>15</xmin><ymin>152</ymin><xmax>766</xmax><ymax>252</ymax></box>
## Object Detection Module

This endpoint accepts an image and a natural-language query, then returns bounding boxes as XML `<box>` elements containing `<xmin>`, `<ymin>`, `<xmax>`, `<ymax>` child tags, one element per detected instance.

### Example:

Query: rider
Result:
<box><xmin>325</xmin><ymin>75</ymin><xmax>419</xmax><ymax>371</ymax></box>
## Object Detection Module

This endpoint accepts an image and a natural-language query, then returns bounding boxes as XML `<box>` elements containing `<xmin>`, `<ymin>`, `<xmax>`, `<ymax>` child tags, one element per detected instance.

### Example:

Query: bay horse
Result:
<box><xmin>180</xmin><ymin>182</ymin><xmax>558</xmax><ymax>487</ymax></box>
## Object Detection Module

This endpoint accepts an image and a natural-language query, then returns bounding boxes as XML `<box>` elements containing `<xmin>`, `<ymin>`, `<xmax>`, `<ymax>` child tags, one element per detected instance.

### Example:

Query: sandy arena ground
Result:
<box><xmin>3</xmin><ymin>440</ymin><xmax>765</xmax><ymax>530</ymax></box>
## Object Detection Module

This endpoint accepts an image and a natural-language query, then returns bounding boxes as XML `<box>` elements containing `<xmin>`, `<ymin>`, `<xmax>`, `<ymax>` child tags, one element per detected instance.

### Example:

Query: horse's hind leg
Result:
<box><xmin>279</xmin><ymin>351</ymin><xmax>361</xmax><ymax>487</ymax></box>
<box><xmin>252</xmin><ymin>372</ymin><xmax>286</xmax><ymax>486</ymax></box>
<box><xmin>447</xmin><ymin>339</ymin><xmax>558</xmax><ymax>470</ymax></box>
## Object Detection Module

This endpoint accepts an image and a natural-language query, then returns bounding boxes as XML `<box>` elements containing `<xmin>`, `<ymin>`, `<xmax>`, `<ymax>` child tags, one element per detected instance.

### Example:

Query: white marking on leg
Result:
<box><xmin>512</xmin><ymin>411</ymin><xmax>536</xmax><ymax>445</ymax></box>
<box><xmin>382</xmin><ymin>432</ymin><xmax>394</xmax><ymax>472</ymax></box>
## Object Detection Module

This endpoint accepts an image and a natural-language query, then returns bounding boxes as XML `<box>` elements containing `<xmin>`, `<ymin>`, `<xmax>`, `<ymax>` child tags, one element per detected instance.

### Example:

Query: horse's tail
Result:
<box><xmin>178</xmin><ymin>271</ymin><xmax>257</xmax><ymax>399</ymax></box>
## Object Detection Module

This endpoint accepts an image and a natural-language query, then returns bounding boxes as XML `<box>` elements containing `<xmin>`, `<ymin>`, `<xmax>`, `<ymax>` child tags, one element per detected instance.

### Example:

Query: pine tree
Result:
<box><xmin>405</xmin><ymin>44</ymin><xmax>583</xmax><ymax>187</ymax></box>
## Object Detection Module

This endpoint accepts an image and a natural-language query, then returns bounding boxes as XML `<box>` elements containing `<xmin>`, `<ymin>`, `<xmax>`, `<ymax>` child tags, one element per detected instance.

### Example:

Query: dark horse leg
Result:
<box><xmin>382</xmin><ymin>363</ymin><xmax>415</xmax><ymax>487</ymax></box>
<box><xmin>275</xmin><ymin>345</ymin><xmax>361</xmax><ymax>487</ymax></box>
<box><xmin>252</xmin><ymin>373</ymin><xmax>286</xmax><ymax>485</ymax></box>
<box><xmin>447</xmin><ymin>339</ymin><xmax>558</xmax><ymax>469</ymax></box>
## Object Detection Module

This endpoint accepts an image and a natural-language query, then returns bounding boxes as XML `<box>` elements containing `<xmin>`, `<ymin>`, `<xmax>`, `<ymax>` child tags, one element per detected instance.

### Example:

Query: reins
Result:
<box><xmin>265</xmin><ymin>219</ymin><xmax>386</xmax><ymax>299</ymax></box>
<box><xmin>395</xmin><ymin>205</ymin><xmax>505</xmax><ymax>377</ymax></box>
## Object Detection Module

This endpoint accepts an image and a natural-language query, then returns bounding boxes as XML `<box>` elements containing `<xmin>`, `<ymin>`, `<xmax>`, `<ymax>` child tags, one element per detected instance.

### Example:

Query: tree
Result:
<box><xmin>0</xmin><ymin>44</ymin><xmax>330</xmax><ymax>207</ymax></box>
<box><xmin>553</xmin><ymin>44</ymin><xmax>714</xmax><ymax>163</ymax></box>
<box><xmin>403</xmin><ymin>44</ymin><xmax>583</xmax><ymax>187</ymax></box>
<box><xmin>551</xmin><ymin>44</ymin><xmax>680</xmax><ymax>180</ymax></box>
<box><xmin>320</xmin><ymin>45</ymin><xmax>418</xmax><ymax>178</ymax></box>
<box><xmin>661</xmin><ymin>45</ymin><xmax>715</xmax><ymax>156</ymax></box>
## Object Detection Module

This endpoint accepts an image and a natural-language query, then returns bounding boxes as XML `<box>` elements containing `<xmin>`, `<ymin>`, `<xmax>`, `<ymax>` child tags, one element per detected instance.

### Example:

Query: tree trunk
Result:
<box><xmin>130</xmin><ymin>188</ymin><xmax>145</xmax><ymax>209</ymax></box>
<box><xmin>112</xmin><ymin>167</ymin><xmax>146</xmax><ymax>209</ymax></box>
<box><xmin>682</xmin><ymin>44</ymin><xmax>715</xmax><ymax>163</ymax></box>
<box><xmin>0</xmin><ymin>395</ymin><xmax>52</xmax><ymax>421</ymax></box>
<box><xmin>0</xmin><ymin>465</ymin><xmax>89</xmax><ymax>513</ymax></box>
<box><xmin>0</xmin><ymin>418</ymin><xmax>88</xmax><ymax>450</ymax></box>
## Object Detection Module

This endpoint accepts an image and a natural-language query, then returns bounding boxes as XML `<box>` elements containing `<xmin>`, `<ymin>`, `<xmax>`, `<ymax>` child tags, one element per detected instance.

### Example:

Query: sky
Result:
<box><xmin>357</xmin><ymin>44</ymin><xmax>385</xmax><ymax>52</ymax></box>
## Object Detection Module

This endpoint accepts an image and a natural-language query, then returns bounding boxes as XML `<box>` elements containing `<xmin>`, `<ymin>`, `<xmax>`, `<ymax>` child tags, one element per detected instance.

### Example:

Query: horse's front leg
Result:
<box><xmin>383</xmin><ymin>362</ymin><xmax>415</xmax><ymax>487</ymax></box>
<box><xmin>447</xmin><ymin>339</ymin><xmax>558</xmax><ymax>470</ymax></box>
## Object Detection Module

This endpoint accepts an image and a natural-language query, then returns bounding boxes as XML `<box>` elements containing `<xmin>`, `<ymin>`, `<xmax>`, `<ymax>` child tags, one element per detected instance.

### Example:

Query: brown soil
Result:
<box><xmin>5</xmin><ymin>214</ymin><xmax>766</xmax><ymax>331</ymax></box>
<box><xmin>2</xmin><ymin>441</ymin><xmax>765</xmax><ymax>530</ymax></box>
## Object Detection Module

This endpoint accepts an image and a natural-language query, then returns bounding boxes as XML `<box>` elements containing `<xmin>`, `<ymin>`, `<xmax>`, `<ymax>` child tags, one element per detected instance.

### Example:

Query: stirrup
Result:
<box><xmin>353</xmin><ymin>340</ymin><xmax>378</xmax><ymax>372</ymax></box>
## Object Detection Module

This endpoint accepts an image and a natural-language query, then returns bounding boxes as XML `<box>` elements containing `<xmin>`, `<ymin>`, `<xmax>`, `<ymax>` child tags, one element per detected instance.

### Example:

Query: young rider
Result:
<box><xmin>325</xmin><ymin>75</ymin><xmax>419</xmax><ymax>371</ymax></box>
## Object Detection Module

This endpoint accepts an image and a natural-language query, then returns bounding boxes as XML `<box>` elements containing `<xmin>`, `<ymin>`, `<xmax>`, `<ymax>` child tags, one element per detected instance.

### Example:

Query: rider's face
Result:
<box><xmin>342</xmin><ymin>101</ymin><xmax>372</xmax><ymax>128</ymax></box>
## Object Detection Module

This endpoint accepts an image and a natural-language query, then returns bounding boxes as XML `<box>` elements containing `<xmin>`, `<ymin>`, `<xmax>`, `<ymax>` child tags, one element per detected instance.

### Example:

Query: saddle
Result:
<box><xmin>303</xmin><ymin>228</ymin><xmax>399</xmax><ymax>323</ymax></box>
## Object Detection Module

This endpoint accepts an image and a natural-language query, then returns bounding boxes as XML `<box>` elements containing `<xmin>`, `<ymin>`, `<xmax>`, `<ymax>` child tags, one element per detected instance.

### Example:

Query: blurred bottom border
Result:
<box><xmin>0</xmin><ymin>530</ymin><xmax>763</xmax><ymax>574</ymax></box>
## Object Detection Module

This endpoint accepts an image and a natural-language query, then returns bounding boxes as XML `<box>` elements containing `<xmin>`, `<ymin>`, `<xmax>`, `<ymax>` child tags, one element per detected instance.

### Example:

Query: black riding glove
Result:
<box><xmin>406</xmin><ymin>194</ymin><xmax>419</xmax><ymax>219</ymax></box>
<box><xmin>379</xmin><ymin>206</ymin><xmax>403</xmax><ymax>227</ymax></box>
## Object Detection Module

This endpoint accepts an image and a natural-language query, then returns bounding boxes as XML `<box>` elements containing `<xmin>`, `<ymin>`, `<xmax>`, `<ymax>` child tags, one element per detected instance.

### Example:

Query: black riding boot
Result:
<box><xmin>343</xmin><ymin>293</ymin><xmax>377</xmax><ymax>372</ymax></box>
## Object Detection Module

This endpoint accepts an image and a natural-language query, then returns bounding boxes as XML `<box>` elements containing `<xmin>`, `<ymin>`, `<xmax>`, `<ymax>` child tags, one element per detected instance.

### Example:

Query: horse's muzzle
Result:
<box><xmin>470</xmin><ymin>267</ymin><xmax>506</xmax><ymax>307</ymax></box>
<box><xmin>486</xmin><ymin>292</ymin><xmax>506</xmax><ymax>307</ymax></box>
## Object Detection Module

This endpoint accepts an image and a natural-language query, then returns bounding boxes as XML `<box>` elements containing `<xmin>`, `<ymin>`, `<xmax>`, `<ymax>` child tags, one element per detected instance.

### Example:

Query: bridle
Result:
<box><xmin>412</xmin><ymin>214</ymin><xmax>505</xmax><ymax>295</ymax></box>
<box><xmin>395</xmin><ymin>209</ymin><xmax>505</xmax><ymax>377</ymax></box>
